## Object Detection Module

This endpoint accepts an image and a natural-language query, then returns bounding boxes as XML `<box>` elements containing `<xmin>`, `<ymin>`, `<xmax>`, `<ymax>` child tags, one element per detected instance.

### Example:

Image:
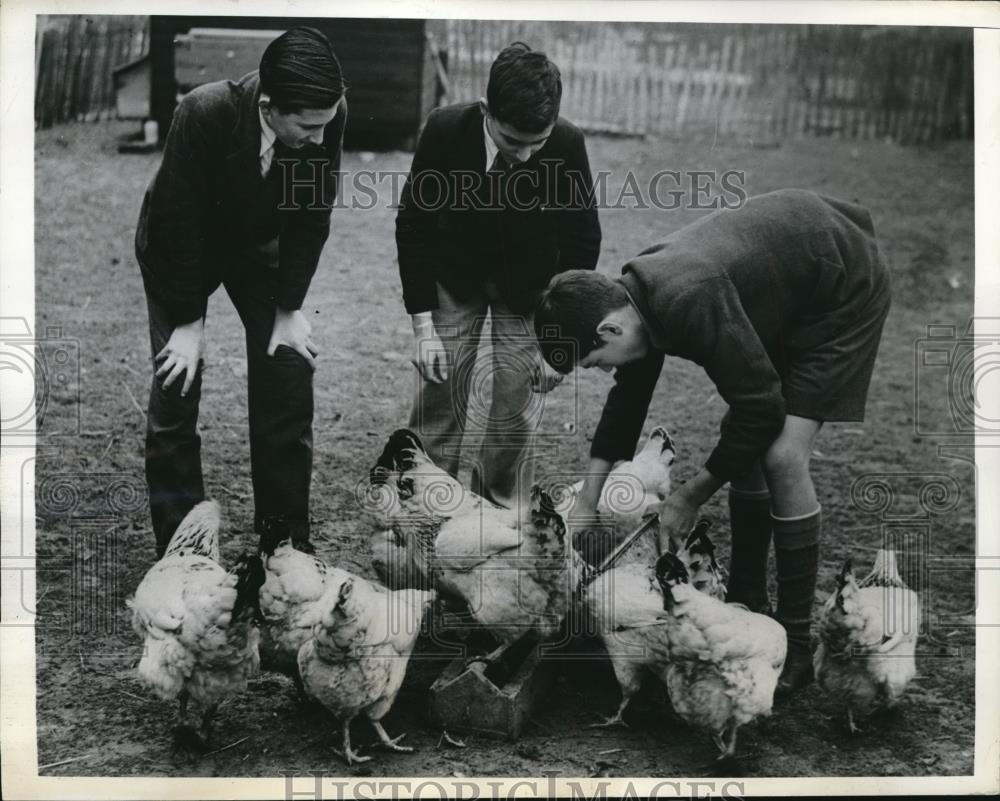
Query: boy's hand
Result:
<box><xmin>567</xmin><ymin>465</ymin><xmax>610</xmax><ymax>524</ymax></box>
<box><xmin>656</xmin><ymin>468</ymin><xmax>724</xmax><ymax>552</ymax></box>
<box><xmin>155</xmin><ymin>319</ymin><xmax>205</xmax><ymax>397</ymax></box>
<box><xmin>411</xmin><ymin>314</ymin><xmax>448</xmax><ymax>384</ymax></box>
<box><xmin>268</xmin><ymin>308</ymin><xmax>318</xmax><ymax>369</ymax></box>
<box><xmin>656</xmin><ymin>492</ymin><xmax>700</xmax><ymax>555</ymax></box>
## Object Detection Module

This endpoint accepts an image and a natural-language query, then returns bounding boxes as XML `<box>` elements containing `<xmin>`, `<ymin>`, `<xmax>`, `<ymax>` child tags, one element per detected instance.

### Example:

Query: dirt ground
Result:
<box><xmin>31</xmin><ymin>120</ymin><xmax>976</xmax><ymax>779</ymax></box>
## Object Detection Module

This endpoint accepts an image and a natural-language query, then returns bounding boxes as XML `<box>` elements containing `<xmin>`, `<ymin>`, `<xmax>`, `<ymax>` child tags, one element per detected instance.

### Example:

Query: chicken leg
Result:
<box><xmin>200</xmin><ymin>704</ymin><xmax>218</xmax><ymax>743</ymax></box>
<box><xmin>333</xmin><ymin>718</ymin><xmax>371</xmax><ymax>765</ymax></box>
<box><xmin>722</xmin><ymin>724</ymin><xmax>739</xmax><ymax>758</ymax></box>
<box><xmin>847</xmin><ymin>709</ymin><xmax>861</xmax><ymax>734</ymax></box>
<box><xmin>371</xmin><ymin>721</ymin><xmax>413</xmax><ymax>753</ymax></box>
<box><xmin>590</xmin><ymin>659</ymin><xmax>642</xmax><ymax>728</ymax></box>
<box><xmin>465</xmin><ymin>629</ymin><xmax>541</xmax><ymax>676</ymax></box>
<box><xmin>171</xmin><ymin>690</ymin><xmax>209</xmax><ymax>757</ymax></box>
<box><xmin>588</xmin><ymin>696</ymin><xmax>631</xmax><ymax>729</ymax></box>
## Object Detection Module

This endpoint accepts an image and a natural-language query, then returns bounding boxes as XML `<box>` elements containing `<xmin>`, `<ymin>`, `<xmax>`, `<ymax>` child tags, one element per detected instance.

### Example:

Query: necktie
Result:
<box><xmin>488</xmin><ymin>152</ymin><xmax>511</xmax><ymax>209</ymax></box>
<box><xmin>264</xmin><ymin>139</ymin><xmax>291</xmax><ymax>179</ymax></box>
<box><xmin>488</xmin><ymin>151</ymin><xmax>506</xmax><ymax>174</ymax></box>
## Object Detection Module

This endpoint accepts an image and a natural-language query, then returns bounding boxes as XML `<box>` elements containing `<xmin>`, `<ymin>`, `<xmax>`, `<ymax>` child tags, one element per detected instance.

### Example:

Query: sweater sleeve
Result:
<box><xmin>589</xmin><ymin>350</ymin><xmax>666</xmax><ymax>462</ymax></box>
<box><xmin>395</xmin><ymin>110</ymin><xmax>447</xmax><ymax>314</ymax></box>
<box><xmin>555</xmin><ymin>128</ymin><xmax>601</xmax><ymax>272</ymax></box>
<box><xmin>673</xmin><ymin>278</ymin><xmax>786</xmax><ymax>481</ymax></box>
<box><xmin>275</xmin><ymin>98</ymin><xmax>348</xmax><ymax>311</ymax></box>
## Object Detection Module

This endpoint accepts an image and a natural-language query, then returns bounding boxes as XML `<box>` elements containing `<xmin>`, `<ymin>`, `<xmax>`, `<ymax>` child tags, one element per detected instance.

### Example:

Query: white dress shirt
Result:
<box><xmin>259</xmin><ymin>105</ymin><xmax>279</xmax><ymax>177</ymax></box>
<box><xmin>483</xmin><ymin>116</ymin><xmax>502</xmax><ymax>172</ymax></box>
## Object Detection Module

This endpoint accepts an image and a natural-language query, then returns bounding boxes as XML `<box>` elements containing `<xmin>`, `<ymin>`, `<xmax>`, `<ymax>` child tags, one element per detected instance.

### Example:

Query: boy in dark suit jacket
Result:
<box><xmin>136</xmin><ymin>27</ymin><xmax>347</xmax><ymax>556</ymax></box>
<box><xmin>395</xmin><ymin>42</ymin><xmax>601</xmax><ymax>511</ymax></box>
<box><xmin>534</xmin><ymin>189</ymin><xmax>891</xmax><ymax>695</ymax></box>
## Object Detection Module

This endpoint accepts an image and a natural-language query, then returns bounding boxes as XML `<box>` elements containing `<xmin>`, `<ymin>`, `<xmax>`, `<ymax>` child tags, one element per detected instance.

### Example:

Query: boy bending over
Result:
<box><xmin>534</xmin><ymin>189</ymin><xmax>891</xmax><ymax>695</ymax></box>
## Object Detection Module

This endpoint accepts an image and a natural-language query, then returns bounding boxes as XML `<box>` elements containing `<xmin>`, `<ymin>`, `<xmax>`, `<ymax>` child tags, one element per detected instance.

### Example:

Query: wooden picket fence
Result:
<box><xmin>34</xmin><ymin>16</ymin><xmax>972</xmax><ymax>145</ymax></box>
<box><xmin>35</xmin><ymin>15</ymin><xmax>149</xmax><ymax>128</ymax></box>
<box><xmin>443</xmin><ymin>21</ymin><xmax>974</xmax><ymax>145</ymax></box>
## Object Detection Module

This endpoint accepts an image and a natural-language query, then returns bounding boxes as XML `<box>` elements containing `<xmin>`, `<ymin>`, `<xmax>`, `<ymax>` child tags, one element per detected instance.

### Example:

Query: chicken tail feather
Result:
<box><xmin>860</xmin><ymin>548</ymin><xmax>907</xmax><ymax>589</ymax></box>
<box><xmin>232</xmin><ymin>553</ymin><xmax>267</xmax><ymax>624</ymax></box>
<box><xmin>683</xmin><ymin>518</ymin><xmax>715</xmax><ymax>556</ymax></box>
<box><xmin>373</xmin><ymin>429</ymin><xmax>426</xmax><ymax>477</ymax></box>
<box><xmin>836</xmin><ymin>558</ymin><xmax>854</xmax><ymax>590</ymax></box>
<box><xmin>164</xmin><ymin>501</ymin><xmax>221</xmax><ymax>561</ymax></box>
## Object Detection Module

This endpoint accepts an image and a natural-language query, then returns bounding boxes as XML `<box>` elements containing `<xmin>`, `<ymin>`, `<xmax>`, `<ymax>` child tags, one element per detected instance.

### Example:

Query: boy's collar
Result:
<box><xmin>618</xmin><ymin>279</ymin><xmax>667</xmax><ymax>351</ymax></box>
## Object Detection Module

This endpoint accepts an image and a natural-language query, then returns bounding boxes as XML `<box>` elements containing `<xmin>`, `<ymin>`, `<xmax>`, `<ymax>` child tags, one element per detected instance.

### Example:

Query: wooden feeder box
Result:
<box><xmin>428</xmin><ymin>647</ymin><xmax>556</xmax><ymax>740</ymax></box>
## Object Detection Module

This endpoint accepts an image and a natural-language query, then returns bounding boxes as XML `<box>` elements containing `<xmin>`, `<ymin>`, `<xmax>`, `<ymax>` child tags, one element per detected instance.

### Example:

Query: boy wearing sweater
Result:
<box><xmin>534</xmin><ymin>189</ymin><xmax>891</xmax><ymax>694</ymax></box>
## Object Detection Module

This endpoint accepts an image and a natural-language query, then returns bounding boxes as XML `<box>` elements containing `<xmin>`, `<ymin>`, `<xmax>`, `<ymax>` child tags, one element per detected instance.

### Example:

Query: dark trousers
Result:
<box><xmin>143</xmin><ymin>243</ymin><xmax>314</xmax><ymax>555</ymax></box>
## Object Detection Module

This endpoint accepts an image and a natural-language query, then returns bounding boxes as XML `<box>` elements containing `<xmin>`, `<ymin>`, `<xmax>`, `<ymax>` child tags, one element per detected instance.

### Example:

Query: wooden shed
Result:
<box><xmin>147</xmin><ymin>16</ymin><xmax>447</xmax><ymax>150</ymax></box>
<box><xmin>112</xmin><ymin>54</ymin><xmax>151</xmax><ymax>120</ymax></box>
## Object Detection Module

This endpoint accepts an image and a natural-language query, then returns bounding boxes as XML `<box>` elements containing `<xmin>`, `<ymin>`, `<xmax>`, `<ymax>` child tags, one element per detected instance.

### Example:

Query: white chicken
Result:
<box><xmin>127</xmin><ymin>501</ymin><xmax>265</xmax><ymax>754</ymax></box>
<box><xmin>429</xmin><ymin>483</ymin><xmax>590</xmax><ymax>669</ymax></box>
<box><xmin>653</xmin><ymin>551</ymin><xmax>787</xmax><ymax>761</ymax></box>
<box><xmin>298</xmin><ymin>576</ymin><xmax>435</xmax><ymax>764</ymax></box>
<box><xmin>369</xmin><ymin>430</ymin><xmax>588</xmax><ymax>671</ymax></box>
<box><xmin>256</xmin><ymin>521</ymin><xmax>361</xmax><ymax>695</ymax></box>
<box><xmin>814</xmin><ymin>548</ymin><xmax>921</xmax><ymax>733</ymax></box>
<box><xmin>363</xmin><ymin>428</ymin><xmax>509</xmax><ymax>589</ymax></box>
<box><xmin>597</xmin><ymin>427</ymin><xmax>676</xmax><ymax>533</ymax></box>
<box><xmin>570</xmin><ymin>427</ymin><xmax>676</xmax><ymax>567</ymax></box>
<box><xmin>585</xmin><ymin>519</ymin><xmax>728</xmax><ymax>727</ymax></box>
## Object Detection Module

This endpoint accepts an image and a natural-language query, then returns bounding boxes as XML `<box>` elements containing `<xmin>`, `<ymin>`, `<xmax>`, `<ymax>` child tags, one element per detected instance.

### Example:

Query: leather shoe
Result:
<box><xmin>775</xmin><ymin>641</ymin><xmax>815</xmax><ymax>700</ymax></box>
<box><xmin>292</xmin><ymin>538</ymin><xmax>316</xmax><ymax>555</ymax></box>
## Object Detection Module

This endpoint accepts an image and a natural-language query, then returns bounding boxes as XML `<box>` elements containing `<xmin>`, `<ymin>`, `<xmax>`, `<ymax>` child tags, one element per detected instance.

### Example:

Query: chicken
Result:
<box><xmin>598</xmin><ymin>426</ymin><xmax>676</xmax><ymax>534</ymax></box>
<box><xmin>364</xmin><ymin>429</ymin><xmax>510</xmax><ymax>589</ymax></box>
<box><xmin>370</xmin><ymin>432</ymin><xmax>587</xmax><ymax>671</ymax></box>
<box><xmin>814</xmin><ymin>548</ymin><xmax>921</xmax><ymax>733</ymax></box>
<box><xmin>585</xmin><ymin>519</ymin><xmax>728</xmax><ymax>727</ymax></box>
<box><xmin>127</xmin><ymin>501</ymin><xmax>265</xmax><ymax>754</ymax></box>
<box><xmin>428</xmin><ymin>483</ymin><xmax>590</xmax><ymax>670</ymax></box>
<box><xmin>256</xmin><ymin>520</ymin><xmax>361</xmax><ymax>695</ymax></box>
<box><xmin>298</xmin><ymin>576</ymin><xmax>435</xmax><ymax>764</ymax></box>
<box><xmin>570</xmin><ymin>427</ymin><xmax>675</xmax><ymax>567</ymax></box>
<box><xmin>653</xmin><ymin>551</ymin><xmax>786</xmax><ymax>761</ymax></box>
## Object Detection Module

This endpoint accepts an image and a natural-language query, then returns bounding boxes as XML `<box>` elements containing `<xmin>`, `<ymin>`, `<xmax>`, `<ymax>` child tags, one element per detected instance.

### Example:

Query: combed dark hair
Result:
<box><xmin>533</xmin><ymin>270</ymin><xmax>628</xmax><ymax>373</ymax></box>
<box><xmin>259</xmin><ymin>27</ymin><xmax>346</xmax><ymax>112</ymax></box>
<box><xmin>486</xmin><ymin>42</ymin><xmax>562</xmax><ymax>132</ymax></box>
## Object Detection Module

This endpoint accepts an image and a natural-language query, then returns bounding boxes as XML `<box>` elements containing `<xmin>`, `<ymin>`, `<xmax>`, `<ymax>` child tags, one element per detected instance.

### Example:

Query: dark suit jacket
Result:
<box><xmin>395</xmin><ymin>102</ymin><xmax>601</xmax><ymax>315</ymax></box>
<box><xmin>591</xmin><ymin>189</ymin><xmax>890</xmax><ymax>482</ymax></box>
<box><xmin>135</xmin><ymin>72</ymin><xmax>347</xmax><ymax>325</ymax></box>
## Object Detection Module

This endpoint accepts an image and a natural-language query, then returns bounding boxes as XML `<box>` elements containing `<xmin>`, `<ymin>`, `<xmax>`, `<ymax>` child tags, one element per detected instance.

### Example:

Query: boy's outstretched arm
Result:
<box><xmin>579</xmin><ymin>350</ymin><xmax>665</xmax><ymax>517</ymax></box>
<box><xmin>570</xmin><ymin>457</ymin><xmax>613</xmax><ymax>519</ymax></box>
<box><xmin>657</xmin><ymin>468</ymin><xmax>725</xmax><ymax>553</ymax></box>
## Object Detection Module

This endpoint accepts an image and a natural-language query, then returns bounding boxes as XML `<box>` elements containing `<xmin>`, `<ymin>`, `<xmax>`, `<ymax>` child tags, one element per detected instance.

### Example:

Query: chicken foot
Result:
<box><xmin>847</xmin><ymin>709</ymin><xmax>861</xmax><ymax>735</ymax></box>
<box><xmin>171</xmin><ymin>691</ymin><xmax>210</xmax><ymax>757</ymax></box>
<box><xmin>588</xmin><ymin>696</ymin><xmax>631</xmax><ymax>729</ymax></box>
<box><xmin>333</xmin><ymin>718</ymin><xmax>371</xmax><ymax>765</ymax></box>
<box><xmin>371</xmin><ymin>721</ymin><xmax>414</xmax><ymax>753</ymax></box>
